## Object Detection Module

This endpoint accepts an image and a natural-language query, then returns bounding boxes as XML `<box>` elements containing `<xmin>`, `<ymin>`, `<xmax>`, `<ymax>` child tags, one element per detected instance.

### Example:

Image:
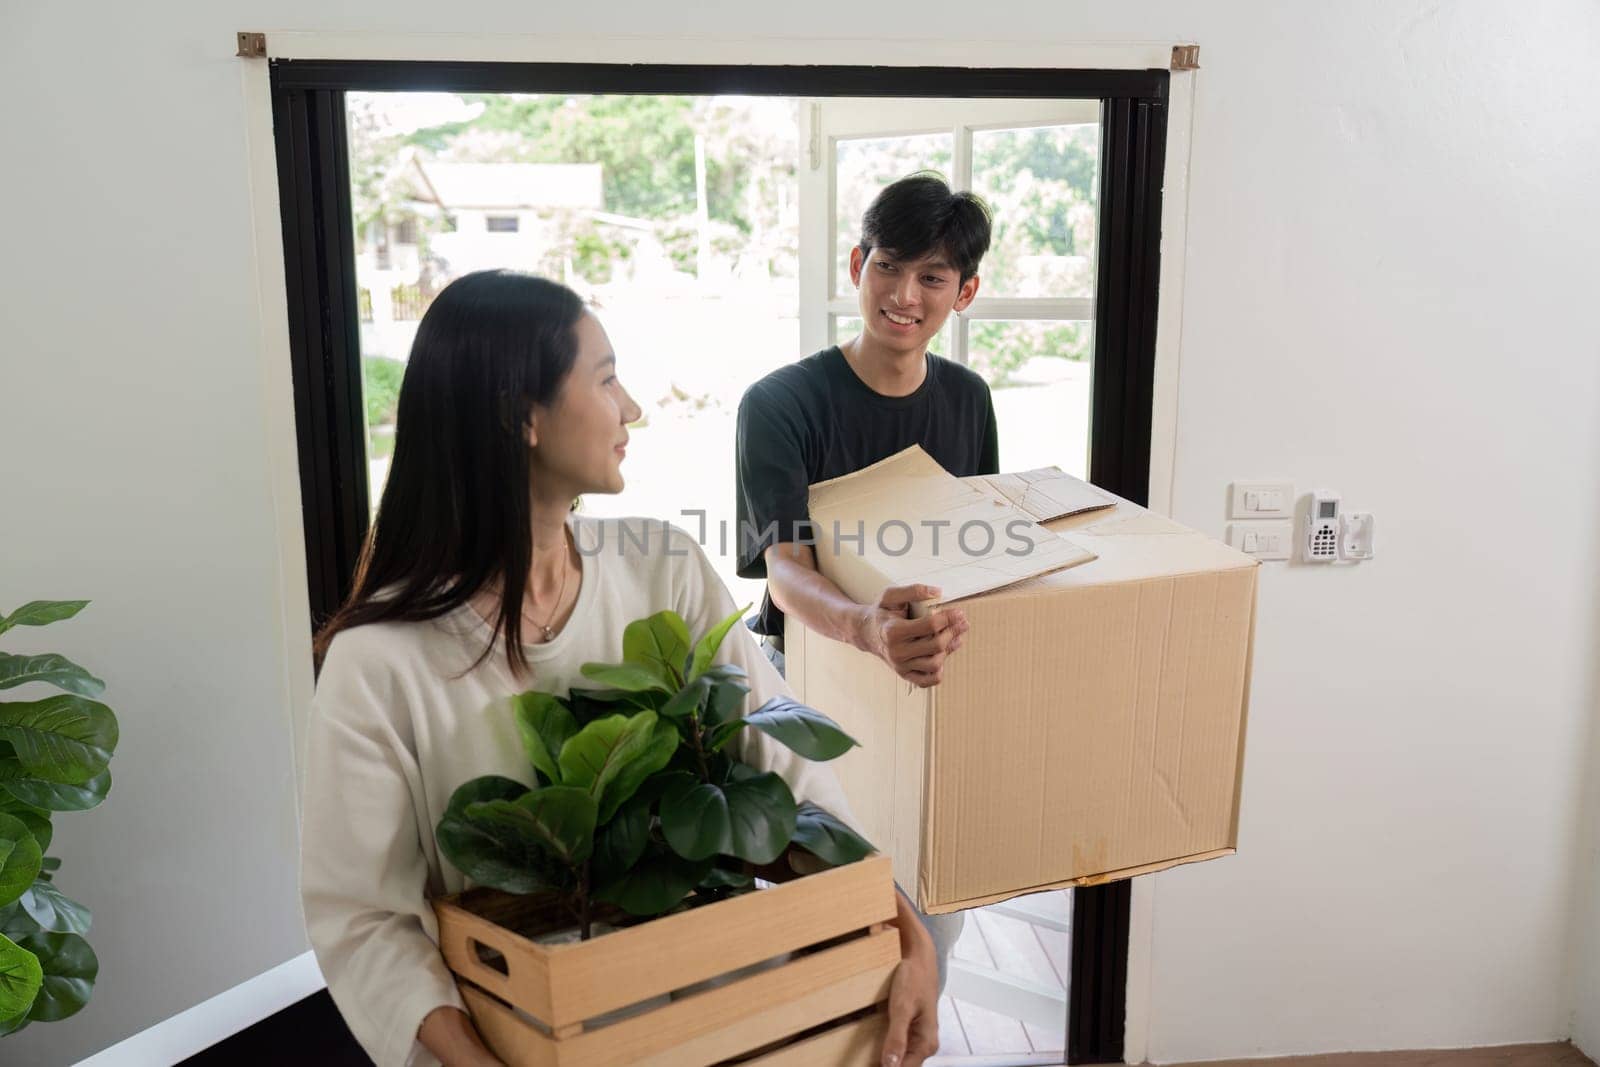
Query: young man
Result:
<box><xmin>734</xmin><ymin>173</ymin><xmax>999</xmax><ymax>993</ymax></box>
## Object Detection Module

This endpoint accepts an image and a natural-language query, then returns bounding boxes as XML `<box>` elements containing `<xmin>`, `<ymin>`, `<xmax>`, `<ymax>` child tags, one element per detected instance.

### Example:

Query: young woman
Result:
<box><xmin>299</xmin><ymin>271</ymin><xmax>939</xmax><ymax>1067</ymax></box>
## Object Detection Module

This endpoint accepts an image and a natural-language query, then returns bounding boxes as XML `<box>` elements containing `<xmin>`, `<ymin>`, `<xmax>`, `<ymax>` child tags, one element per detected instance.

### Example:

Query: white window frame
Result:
<box><xmin>798</xmin><ymin>97</ymin><xmax>1101</xmax><ymax>365</ymax></box>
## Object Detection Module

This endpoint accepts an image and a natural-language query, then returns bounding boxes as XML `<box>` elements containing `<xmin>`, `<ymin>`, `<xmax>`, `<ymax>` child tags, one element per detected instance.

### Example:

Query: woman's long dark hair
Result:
<box><xmin>313</xmin><ymin>270</ymin><xmax>586</xmax><ymax>677</ymax></box>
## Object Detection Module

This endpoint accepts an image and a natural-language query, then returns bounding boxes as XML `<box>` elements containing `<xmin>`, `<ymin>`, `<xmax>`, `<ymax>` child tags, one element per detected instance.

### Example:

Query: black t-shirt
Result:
<box><xmin>735</xmin><ymin>345</ymin><xmax>1000</xmax><ymax>637</ymax></box>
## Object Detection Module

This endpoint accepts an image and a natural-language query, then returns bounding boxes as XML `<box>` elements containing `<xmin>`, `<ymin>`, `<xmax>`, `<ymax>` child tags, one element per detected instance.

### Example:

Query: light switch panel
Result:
<box><xmin>1230</xmin><ymin>482</ymin><xmax>1295</xmax><ymax>519</ymax></box>
<box><xmin>1228</xmin><ymin>521</ymin><xmax>1293</xmax><ymax>561</ymax></box>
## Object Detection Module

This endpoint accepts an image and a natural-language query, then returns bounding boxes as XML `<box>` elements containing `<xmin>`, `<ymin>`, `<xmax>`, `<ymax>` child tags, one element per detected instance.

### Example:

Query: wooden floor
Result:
<box><xmin>1156</xmin><ymin>1043</ymin><xmax>1595</xmax><ymax>1066</ymax></box>
<box><xmin>937</xmin><ymin>893</ymin><xmax>1069</xmax><ymax>1057</ymax></box>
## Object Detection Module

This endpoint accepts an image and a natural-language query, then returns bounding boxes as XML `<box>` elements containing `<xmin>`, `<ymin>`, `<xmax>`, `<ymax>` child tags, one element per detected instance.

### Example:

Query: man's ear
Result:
<box><xmin>954</xmin><ymin>274</ymin><xmax>981</xmax><ymax>312</ymax></box>
<box><xmin>848</xmin><ymin>245</ymin><xmax>865</xmax><ymax>287</ymax></box>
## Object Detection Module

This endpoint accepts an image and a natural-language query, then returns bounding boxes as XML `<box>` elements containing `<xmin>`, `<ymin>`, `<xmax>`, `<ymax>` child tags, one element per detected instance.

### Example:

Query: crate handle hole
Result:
<box><xmin>470</xmin><ymin>938</ymin><xmax>509</xmax><ymax>977</ymax></box>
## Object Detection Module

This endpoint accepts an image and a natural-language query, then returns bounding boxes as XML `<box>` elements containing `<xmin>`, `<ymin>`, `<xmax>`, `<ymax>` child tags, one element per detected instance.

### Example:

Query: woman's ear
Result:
<box><xmin>524</xmin><ymin>410</ymin><xmax>540</xmax><ymax>449</ymax></box>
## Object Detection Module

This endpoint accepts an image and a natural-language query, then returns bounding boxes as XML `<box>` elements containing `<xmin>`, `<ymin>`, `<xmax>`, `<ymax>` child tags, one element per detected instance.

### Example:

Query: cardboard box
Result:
<box><xmin>786</xmin><ymin>447</ymin><xmax>1257</xmax><ymax>915</ymax></box>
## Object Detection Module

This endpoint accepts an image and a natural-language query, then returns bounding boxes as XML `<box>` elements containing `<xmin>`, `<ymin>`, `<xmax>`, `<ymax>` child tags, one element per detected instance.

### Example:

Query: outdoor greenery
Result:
<box><xmin>351</xmin><ymin>93</ymin><xmax>1100</xmax><ymax>387</ymax></box>
<box><xmin>363</xmin><ymin>355</ymin><xmax>405</xmax><ymax>431</ymax></box>
<box><xmin>436</xmin><ymin>607</ymin><xmax>872</xmax><ymax>938</ymax></box>
<box><xmin>0</xmin><ymin>601</ymin><xmax>117</xmax><ymax>1038</ymax></box>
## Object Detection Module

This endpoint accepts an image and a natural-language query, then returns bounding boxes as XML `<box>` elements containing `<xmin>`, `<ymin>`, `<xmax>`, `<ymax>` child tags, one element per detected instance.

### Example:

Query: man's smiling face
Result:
<box><xmin>850</xmin><ymin>245</ymin><xmax>980</xmax><ymax>356</ymax></box>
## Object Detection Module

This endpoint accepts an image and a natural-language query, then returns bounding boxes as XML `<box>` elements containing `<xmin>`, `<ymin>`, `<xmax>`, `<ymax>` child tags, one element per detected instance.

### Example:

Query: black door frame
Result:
<box><xmin>270</xmin><ymin>58</ymin><xmax>1168</xmax><ymax>1065</ymax></box>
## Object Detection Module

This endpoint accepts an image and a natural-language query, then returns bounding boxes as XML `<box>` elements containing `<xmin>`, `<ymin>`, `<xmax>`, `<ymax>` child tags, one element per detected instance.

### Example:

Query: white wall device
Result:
<box><xmin>1340</xmin><ymin>512</ymin><xmax>1375</xmax><ymax>560</ymax></box>
<box><xmin>1305</xmin><ymin>490</ymin><xmax>1341</xmax><ymax>562</ymax></box>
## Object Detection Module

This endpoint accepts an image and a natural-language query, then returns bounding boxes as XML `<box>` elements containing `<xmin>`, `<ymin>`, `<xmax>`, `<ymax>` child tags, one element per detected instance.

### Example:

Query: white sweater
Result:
<box><xmin>299</xmin><ymin>517</ymin><xmax>857</xmax><ymax>1067</ymax></box>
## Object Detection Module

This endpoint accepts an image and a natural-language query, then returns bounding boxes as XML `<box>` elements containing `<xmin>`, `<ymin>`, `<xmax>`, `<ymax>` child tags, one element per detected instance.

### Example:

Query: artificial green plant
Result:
<box><xmin>0</xmin><ymin>601</ymin><xmax>118</xmax><ymax>1037</ymax></box>
<box><xmin>436</xmin><ymin>606</ymin><xmax>872</xmax><ymax>939</ymax></box>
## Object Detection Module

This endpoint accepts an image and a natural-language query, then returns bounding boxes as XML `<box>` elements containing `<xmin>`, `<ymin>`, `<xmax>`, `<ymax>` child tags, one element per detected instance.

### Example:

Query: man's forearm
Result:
<box><xmin>765</xmin><ymin>548</ymin><xmax>872</xmax><ymax>651</ymax></box>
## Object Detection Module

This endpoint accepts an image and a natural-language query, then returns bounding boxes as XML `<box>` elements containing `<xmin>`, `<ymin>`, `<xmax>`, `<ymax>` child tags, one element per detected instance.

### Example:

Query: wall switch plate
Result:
<box><xmin>1229</xmin><ymin>481</ymin><xmax>1294</xmax><ymax>519</ymax></box>
<box><xmin>1228</xmin><ymin>521</ymin><xmax>1293</xmax><ymax>560</ymax></box>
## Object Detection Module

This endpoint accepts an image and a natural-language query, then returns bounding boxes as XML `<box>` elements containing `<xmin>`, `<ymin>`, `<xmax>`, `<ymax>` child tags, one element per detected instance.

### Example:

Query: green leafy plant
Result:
<box><xmin>0</xmin><ymin>601</ymin><xmax>117</xmax><ymax>1037</ymax></box>
<box><xmin>437</xmin><ymin>607</ymin><xmax>872</xmax><ymax>938</ymax></box>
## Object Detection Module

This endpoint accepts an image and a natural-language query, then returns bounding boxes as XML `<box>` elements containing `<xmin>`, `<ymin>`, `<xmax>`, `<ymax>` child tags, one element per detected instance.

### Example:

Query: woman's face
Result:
<box><xmin>527</xmin><ymin>310</ymin><xmax>642</xmax><ymax>499</ymax></box>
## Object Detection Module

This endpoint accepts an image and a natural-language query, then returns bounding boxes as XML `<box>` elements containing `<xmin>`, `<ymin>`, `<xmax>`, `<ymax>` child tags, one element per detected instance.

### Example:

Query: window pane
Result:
<box><xmin>970</xmin><ymin>124</ymin><xmax>1099</xmax><ymax>298</ymax></box>
<box><xmin>346</xmin><ymin>90</ymin><xmax>801</xmax><ymax>608</ymax></box>
<box><xmin>834</xmin><ymin>134</ymin><xmax>952</xmax><ymax>297</ymax></box>
<box><xmin>968</xmin><ymin>319</ymin><xmax>1092</xmax><ymax>479</ymax></box>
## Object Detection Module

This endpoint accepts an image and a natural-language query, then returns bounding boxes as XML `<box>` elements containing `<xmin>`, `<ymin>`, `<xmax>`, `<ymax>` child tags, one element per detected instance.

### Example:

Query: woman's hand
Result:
<box><xmin>881</xmin><ymin>890</ymin><xmax>941</xmax><ymax>1067</ymax></box>
<box><xmin>417</xmin><ymin>1005</ymin><xmax>505</xmax><ymax>1066</ymax></box>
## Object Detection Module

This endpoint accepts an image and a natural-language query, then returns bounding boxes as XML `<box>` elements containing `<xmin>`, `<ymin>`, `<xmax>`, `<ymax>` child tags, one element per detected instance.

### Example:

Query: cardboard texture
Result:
<box><xmin>787</xmin><ymin>447</ymin><xmax>1258</xmax><ymax>914</ymax></box>
<box><xmin>964</xmin><ymin>467</ymin><xmax>1119</xmax><ymax>523</ymax></box>
<box><xmin>806</xmin><ymin>447</ymin><xmax>1098</xmax><ymax>607</ymax></box>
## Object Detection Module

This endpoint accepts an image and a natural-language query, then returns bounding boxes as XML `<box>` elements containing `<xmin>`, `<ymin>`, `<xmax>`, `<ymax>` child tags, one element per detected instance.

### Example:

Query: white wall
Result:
<box><xmin>3</xmin><ymin>1</ymin><xmax>1598</xmax><ymax>1064</ymax></box>
<box><xmin>1138</xmin><ymin>2</ymin><xmax>1600</xmax><ymax>1061</ymax></box>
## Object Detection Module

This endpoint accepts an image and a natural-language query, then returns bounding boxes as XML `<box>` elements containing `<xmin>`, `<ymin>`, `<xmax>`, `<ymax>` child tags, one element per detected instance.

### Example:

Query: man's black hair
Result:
<box><xmin>858</xmin><ymin>172</ymin><xmax>993</xmax><ymax>282</ymax></box>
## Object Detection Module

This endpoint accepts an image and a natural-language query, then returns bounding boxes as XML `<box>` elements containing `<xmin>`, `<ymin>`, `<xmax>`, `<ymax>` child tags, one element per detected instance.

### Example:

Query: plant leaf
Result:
<box><xmin>0</xmin><ymin>655</ymin><xmax>104</xmax><ymax>698</ymax></box>
<box><xmin>578</xmin><ymin>663</ymin><xmax>671</xmax><ymax>694</ymax></box>
<box><xmin>12</xmin><ymin>930</ymin><xmax>95</xmax><ymax>1022</ymax></box>
<box><xmin>659</xmin><ymin>779</ymin><xmax>732</xmax><ymax>862</ymax></box>
<box><xmin>698</xmin><ymin>663</ymin><xmax>749</xmax><ymax>685</ymax></box>
<box><xmin>558</xmin><ymin>712</ymin><xmax>671</xmax><ymax>820</ymax></box>
<box><xmin>0</xmin><ymin>930</ymin><xmax>42</xmax><ymax>1025</ymax></box>
<box><xmin>435</xmin><ymin>777</ymin><xmax>557</xmax><ymax>894</ymax></box>
<box><xmin>0</xmin><ymin>795</ymin><xmax>50</xmax><ymax>856</ymax></box>
<box><xmin>0</xmin><ymin>815</ymin><xmax>42</xmax><ymax>910</ymax></box>
<box><xmin>704</xmin><ymin>676</ymin><xmax>751</xmax><ymax>729</ymax></box>
<box><xmin>0</xmin><ymin>696</ymin><xmax>118</xmax><ymax>785</ymax></box>
<box><xmin>0</xmin><ymin>602</ymin><xmax>88</xmax><ymax>639</ymax></box>
<box><xmin>511</xmin><ymin>693</ymin><xmax>575</xmax><ymax>784</ymax></box>
<box><xmin>566</xmin><ymin>687</ymin><xmax>666</xmax><ymax>725</ymax></box>
<box><xmin>444</xmin><ymin>776</ymin><xmax>529</xmax><ymax>818</ymax></box>
<box><xmin>722</xmin><ymin>772</ymin><xmax>798</xmax><ymax>866</ymax></box>
<box><xmin>469</xmin><ymin>787</ymin><xmax>598</xmax><ymax>867</ymax></box>
<box><xmin>593</xmin><ymin>845</ymin><xmax>709</xmax><ymax>917</ymax></box>
<box><xmin>1</xmin><ymin>770</ymin><xmax>111</xmax><ymax>812</ymax></box>
<box><xmin>742</xmin><ymin>696</ymin><xmax>857</xmax><ymax>761</ymax></box>
<box><xmin>622</xmin><ymin>611</ymin><xmax>692</xmax><ymax>688</ymax></box>
<box><xmin>706</xmin><ymin>717</ymin><xmax>746</xmax><ymax>754</ymax></box>
<box><xmin>595</xmin><ymin>718</ymin><xmax>677</xmax><ymax>823</ymax></box>
<box><xmin>0</xmin><ymin>902</ymin><xmax>40</xmax><ymax>940</ymax></box>
<box><xmin>688</xmin><ymin>605</ymin><xmax>750</xmax><ymax>681</ymax></box>
<box><xmin>698</xmin><ymin>867</ymin><xmax>753</xmax><ymax>890</ymax></box>
<box><xmin>591</xmin><ymin>792</ymin><xmax>650</xmax><ymax>885</ymax></box>
<box><xmin>659</xmin><ymin>675</ymin><xmax>710</xmax><ymax>721</ymax></box>
<box><xmin>18</xmin><ymin>881</ymin><xmax>90</xmax><ymax>936</ymax></box>
<box><xmin>792</xmin><ymin>803</ymin><xmax>875</xmax><ymax>867</ymax></box>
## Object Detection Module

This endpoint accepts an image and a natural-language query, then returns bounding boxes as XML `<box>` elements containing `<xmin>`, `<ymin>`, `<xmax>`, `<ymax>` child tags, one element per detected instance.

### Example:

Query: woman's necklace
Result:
<box><xmin>527</xmin><ymin>530</ymin><xmax>572</xmax><ymax>643</ymax></box>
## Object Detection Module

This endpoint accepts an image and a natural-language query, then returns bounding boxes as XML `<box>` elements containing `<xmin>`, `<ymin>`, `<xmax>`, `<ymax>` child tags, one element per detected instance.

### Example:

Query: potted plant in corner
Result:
<box><xmin>0</xmin><ymin>600</ymin><xmax>119</xmax><ymax>1038</ymax></box>
<box><xmin>430</xmin><ymin>607</ymin><xmax>900</xmax><ymax>1066</ymax></box>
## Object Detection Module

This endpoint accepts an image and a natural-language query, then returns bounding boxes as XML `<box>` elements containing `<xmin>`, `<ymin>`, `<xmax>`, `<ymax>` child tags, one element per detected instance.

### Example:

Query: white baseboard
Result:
<box><xmin>77</xmin><ymin>952</ymin><xmax>325</xmax><ymax>1066</ymax></box>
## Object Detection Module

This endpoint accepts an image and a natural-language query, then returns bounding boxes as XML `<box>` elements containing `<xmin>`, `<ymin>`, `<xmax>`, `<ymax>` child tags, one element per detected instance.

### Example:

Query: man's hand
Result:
<box><xmin>881</xmin><ymin>890</ymin><xmax>941</xmax><ymax>1067</ymax></box>
<box><xmin>858</xmin><ymin>585</ymin><xmax>969</xmax><ymax>688</ymax></box>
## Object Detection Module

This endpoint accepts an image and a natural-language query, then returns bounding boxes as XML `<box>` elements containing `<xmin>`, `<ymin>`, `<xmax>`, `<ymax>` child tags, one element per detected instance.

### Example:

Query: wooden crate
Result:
<box><xmin>433</xmin><ymin>854</ymin><xmax>900</xmax><ymax>1067</ymax></box>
